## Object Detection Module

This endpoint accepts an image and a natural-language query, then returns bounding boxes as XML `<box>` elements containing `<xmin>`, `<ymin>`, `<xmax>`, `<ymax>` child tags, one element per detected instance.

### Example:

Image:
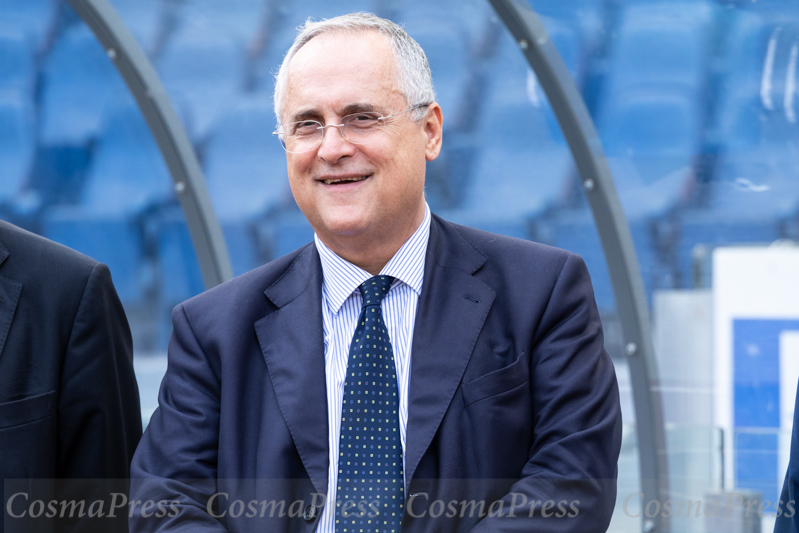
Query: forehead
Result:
<box><xmin>284</xmin><ymin>31</ymin><xmax>404</xmax><ymax>117</ymax></box>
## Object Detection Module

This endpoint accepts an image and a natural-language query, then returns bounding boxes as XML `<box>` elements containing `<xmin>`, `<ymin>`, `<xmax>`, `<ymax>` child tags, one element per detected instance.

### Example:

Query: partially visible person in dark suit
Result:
<box><xmin>0</xmin><ymin>219</ymin><xmax>142</xmax><ymax>532</ymax></box>
<box><xmin>776</xmin><ymin>378</ymin><xmax>799</xmax><ymax>533</ymax></box>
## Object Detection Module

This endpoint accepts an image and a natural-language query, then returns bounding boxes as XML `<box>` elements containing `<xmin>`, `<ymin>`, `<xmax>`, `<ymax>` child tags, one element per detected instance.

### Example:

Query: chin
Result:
<box><xmin>319</xmin><ymin>211</ymin><xmax>372</xmax><ymax>238</ymax></box>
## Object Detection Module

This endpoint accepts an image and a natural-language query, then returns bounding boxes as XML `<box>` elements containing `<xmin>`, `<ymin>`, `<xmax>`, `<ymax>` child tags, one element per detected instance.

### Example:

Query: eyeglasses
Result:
<box><xmin>273</xmin><ymin>104</ymin><xmax>430</xmax><ymax>153</ymax></box>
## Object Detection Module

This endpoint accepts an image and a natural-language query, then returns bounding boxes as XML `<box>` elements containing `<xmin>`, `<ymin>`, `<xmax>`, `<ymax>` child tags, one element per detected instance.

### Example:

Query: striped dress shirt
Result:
<box><xmin>313</xmin><ymin>203</ymin><xmax>431</xmax><ymax>533</ymax></box>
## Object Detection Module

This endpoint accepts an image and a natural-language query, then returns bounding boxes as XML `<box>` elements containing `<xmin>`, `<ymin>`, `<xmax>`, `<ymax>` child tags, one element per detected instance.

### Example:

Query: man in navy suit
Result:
<box><xmin>130</xmin><ymin>13</ymin><xmax>622</xmax><ymax>532</ymax></box>
<box><xmin>0</xmin><ymin>220</ymin><xmax>142</xmax><ymax>532</ymax></box>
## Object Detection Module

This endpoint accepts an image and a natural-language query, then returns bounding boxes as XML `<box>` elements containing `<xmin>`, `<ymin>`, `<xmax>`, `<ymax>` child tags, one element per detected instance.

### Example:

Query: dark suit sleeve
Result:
<box><xmin>56</xmin><ymin>262</ymin><xmax>143</xmax><ymax>531</ymax></box>
<box><xmin>471</xmin><ymin>253</ymin><xmax>623</xmax><ymax>532</ymax></box>
<box><xmin>129</xmin><ymin>303</ymin><xmax>227</xmax><ymax>532</ymax></box>
<box><xmin>775</xmin><ymin>378</ymin><xmax>799</xmax><ymax>532</ymax></box>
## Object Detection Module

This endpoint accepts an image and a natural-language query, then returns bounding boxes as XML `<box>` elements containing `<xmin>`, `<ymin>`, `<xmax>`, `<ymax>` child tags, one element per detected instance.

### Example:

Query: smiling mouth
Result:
<box><xmin>321</xmin><ymin>175</ymin><xmax>371</xmax><ymax>185</ymax></box>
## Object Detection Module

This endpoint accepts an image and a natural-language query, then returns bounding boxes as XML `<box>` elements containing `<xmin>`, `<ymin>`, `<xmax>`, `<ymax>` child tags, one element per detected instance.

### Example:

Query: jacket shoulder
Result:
<box><xmin>435</xmin><ymin>215</ymin><xmax>575</xmax><ymax>271</ymax></box>
<box><xmin>179</xmin><ymin>243</ymin><xmax>312</xmax><ymax>314</ymax></box>
<box><xmin>0</xmin><ymin>220</ymin><xmax>98</xmax><ymax>282</ymax></box>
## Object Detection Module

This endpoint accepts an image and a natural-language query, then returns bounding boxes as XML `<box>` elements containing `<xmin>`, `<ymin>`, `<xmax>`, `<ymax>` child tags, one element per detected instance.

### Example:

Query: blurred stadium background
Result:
<box><xmin>3</xmin><ymin>0</ymin><xmax>799</xmax><ymax>531</ymax></box>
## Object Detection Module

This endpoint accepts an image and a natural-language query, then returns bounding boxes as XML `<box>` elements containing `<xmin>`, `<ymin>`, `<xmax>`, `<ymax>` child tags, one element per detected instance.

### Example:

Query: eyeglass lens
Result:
<box><xmin>280</xmin><ymin>112</ymin><xmax>384</xmax><ymax>153</ymax></box>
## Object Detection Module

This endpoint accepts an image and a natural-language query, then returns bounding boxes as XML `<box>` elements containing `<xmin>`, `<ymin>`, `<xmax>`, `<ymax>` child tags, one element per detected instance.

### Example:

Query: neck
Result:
<box><xmin>320</xmin><ymin>202</ymin><xmax>426</xmax><ymax>275</ymax></box>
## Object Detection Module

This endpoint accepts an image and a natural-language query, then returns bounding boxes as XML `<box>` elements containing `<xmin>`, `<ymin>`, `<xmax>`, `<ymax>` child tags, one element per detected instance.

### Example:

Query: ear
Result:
<box><xmin>423</xmin><ymin>103</ymin><xmax>444</xmax><ymax>162</ymax></box>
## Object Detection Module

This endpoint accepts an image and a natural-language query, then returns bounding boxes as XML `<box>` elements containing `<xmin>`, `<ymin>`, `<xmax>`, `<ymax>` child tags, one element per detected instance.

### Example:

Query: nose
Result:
<box><xmin>317</xmin><ymin>124</ymin><xmax>355</xmax><ymax>163</ymax></box>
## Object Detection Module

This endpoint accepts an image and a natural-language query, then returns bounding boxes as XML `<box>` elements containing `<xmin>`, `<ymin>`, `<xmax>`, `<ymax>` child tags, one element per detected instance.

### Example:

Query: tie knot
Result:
<box><xmin>359</xmin><ymin>275</ymin><xmax>394</xmax><ymax>307</ymax></box>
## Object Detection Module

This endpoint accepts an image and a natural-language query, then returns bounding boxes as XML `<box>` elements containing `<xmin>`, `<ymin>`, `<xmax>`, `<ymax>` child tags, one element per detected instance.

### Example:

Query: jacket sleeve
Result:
<box><xmin>56</xmin><ymin>262</ymin><xmax>143</xmax><ymax>532</ymax></box>
<box><xmin>470</xmin><ymin>253</ymin><xmax>623</xmax><ymax>532</ymax></box>
<box><xmin>129</xmin><ymin>303</ymin><xmax>227</xmax><ymax>532</ymax></box>
<box><xmin>774</xmin><ymin>378</ymin><xmax>799</xmax><ymax>532</ymax></box>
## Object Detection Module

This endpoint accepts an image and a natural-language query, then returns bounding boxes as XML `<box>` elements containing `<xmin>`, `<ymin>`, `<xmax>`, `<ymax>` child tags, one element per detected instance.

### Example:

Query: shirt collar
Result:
<box><xmin>315</xmin><ymin>203</ymin><xmax>431</xmax><ymax>315</ymax></box>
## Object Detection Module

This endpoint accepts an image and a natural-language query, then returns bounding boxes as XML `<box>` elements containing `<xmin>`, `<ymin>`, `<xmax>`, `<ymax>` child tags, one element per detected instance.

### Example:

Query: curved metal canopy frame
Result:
<box><xmin>69</xmin><ymin>0</ymin><xmax>669</xmax><ymax>530</ymax></box>
<box><xmin>66</xmin><ymin>0</ymin><xmax>233</xmax><ymax>288</ymax></box>
<box><xmin>486</xmin><ymin>1</ymin><xmax>669</xmax><ymax>532</ymax></box>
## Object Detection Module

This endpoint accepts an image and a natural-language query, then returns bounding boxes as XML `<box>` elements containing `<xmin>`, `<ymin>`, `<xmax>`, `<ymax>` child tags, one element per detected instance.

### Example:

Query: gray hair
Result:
<box><xmin>273</xmin><ymin>12</ymin><xmax>436</xmax><ymax>129</ymax></box>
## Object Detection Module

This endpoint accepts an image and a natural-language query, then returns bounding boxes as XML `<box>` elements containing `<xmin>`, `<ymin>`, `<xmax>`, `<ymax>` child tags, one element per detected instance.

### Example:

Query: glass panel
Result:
<box><xmin>577</xmin><ymin>0</ymin><xmax>799</xmax><ymax>531</ymax></box>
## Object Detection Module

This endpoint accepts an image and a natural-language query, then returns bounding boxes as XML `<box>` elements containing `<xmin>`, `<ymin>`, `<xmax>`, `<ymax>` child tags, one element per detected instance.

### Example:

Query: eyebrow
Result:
<box><xmin>289</xmin><ymin>103</ymin><xmax>380</xmax><ymax>123</ymax></box>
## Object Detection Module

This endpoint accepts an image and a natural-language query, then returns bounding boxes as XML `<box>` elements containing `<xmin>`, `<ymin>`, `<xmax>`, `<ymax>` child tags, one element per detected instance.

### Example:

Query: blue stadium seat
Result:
<box><xmin>0</xmin><ymin>93</ymin><xmax>36</xmax><ymax>206</ymax></box>
<box><xmin>276</xmin><ymin>0</ymin><xmax>379</xmax><ymax>31</ymax></box>
<box><xmin>204</xmin><ymin>98</ymin><xmax>289</xmax><ymax>221</ymax></box>
<box><xmin>677</xmin><ymin>122</ymin><xmax>799</xmax><ymax>286</ymax></box>
<box><xmin>0</xmin><ymin>26</ymin><xmax>35</xmax><ymax>94</ymax></box>
<box><xmin>204</xmin><ymin>97</ymin><xmax>291</xmax><ymax>274</ymax></box>
<box><xmin>173</xmin><ymin>0</ymin><xmax>268</xmax><ymax>44</ymax></box>
<box><xmin>463</xmin><ymin>99</ymin><xmax>572</xmax><ymax>219</ymax></box>
<box><xmin>436</xmin><ymin>210</ymin><xmax>532</xmax><ymax>242</ymax></box>
<box><xmin>0</xmin><ymin>0</ymin><xmax>57</xmax><ymax>52</ymax></box>
<box><xmin>540</xmin><ymin>210</ymin><xmax>664</xmax><ymax>311</ymax></box>
<box><xmin>401</xmin><ymin>19</ymin><xmax>471</xmax><ymax>130</ymax></box>
<box><xmin>604</xmin><ymin>1</ymin><xmax>714</xmax><ymax>97</ymax></box>
<box><xmin>264</xmin><ymin>210</ymin><xmax>315</xmax><ymax>258</ymax></box>
<box><xmin>82</xmin><ymin>100</ymin><xmax>173</xmax><ymax>215</ymax></box>
<box><xmin>43</xmin><ymin>207</ymin><xmax>147</xmax><ymax>306</ymax></box>
<box><xmin>488</xmin><ymin>19</ymin><xmax>579</xmax><ymax>140</ymax></box>
<box><xmin>107</xmin><ymin>0</ymin><xmax>163</xmax><ymax>53</ymax></box>
<box><xmin>600</xmin><ymin>88</ymin><xmax>699</xmax><ymax>219</ymax></box>
<box><xmin>157</xmin><ymin>209</ymin><xmax>205</xmax><ymax>309</ymax></box>
<box><xmin>158</xmin><ymin>28</ymin><xmax>247</xmax><ymax>140</ymax></box>
<box><xmin>459</xmin><ymin>26</ymin><xmax>574</xmax><ymax>222</ymax></box>
<box><xmin>39</xmin><ymin>24</ymin><xmax>126</xmax><ymax>145</ymax></box>
<box><xmin>719</xmin><ymin>13</ymin><xmax>799</xmax><ymax>123</ymax></box>
<box><xmin>390</xmin><ymin>0</ymin><xmax>492</xmax><ymax>46</ymax></box>
<box><xmin>675</xmin><ymin>11</ymin><xmax>799</xmax><ymax>287</ymax></box>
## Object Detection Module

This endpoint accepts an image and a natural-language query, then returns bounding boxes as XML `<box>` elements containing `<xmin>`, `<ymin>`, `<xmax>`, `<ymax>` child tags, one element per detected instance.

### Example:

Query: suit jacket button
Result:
<box><xmin>303</xmin><ymin>505</ymin><xmax>318</xmax><ymax>522</ymax></box>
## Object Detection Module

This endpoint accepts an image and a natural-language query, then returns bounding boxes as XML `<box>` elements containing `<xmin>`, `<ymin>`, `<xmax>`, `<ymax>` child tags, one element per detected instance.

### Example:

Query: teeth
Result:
<box><xmin>323</xmin><ymin>176</ymin><xmax>368</xmax><ymax>185</ymax></box>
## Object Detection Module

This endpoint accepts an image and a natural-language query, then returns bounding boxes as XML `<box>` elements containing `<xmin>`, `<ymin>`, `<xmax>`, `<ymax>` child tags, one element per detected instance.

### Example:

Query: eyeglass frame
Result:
<box><xmin>273</xmin><ymin>103</ymin><xmax>432</xmax><ymax>153</ymax></box>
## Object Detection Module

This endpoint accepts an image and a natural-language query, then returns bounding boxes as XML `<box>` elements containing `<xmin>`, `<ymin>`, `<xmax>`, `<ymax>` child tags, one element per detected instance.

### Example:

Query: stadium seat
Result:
<box><xmin>677</xmin><ymin>129</ymin><xmax>799</xmax><ymax>287</ymax></box>
<box><xmin>203</xmin><ymin>97</ymin><xmax>291</xmax><ymax>274</ymax></box>
<box><xmin>0</xmin><ymin>93</ymin><xmax>36</xmax><ymax>206</ymax></box>
<box><xmin>0</xmin><ymin>26</ymin><xmax>35</xmax><ymax>94</ymax></box>
<box><xmin>39</xmin><ymin>24</ymin><xmax>127</xmax><ymax>146</ymax></box>
<box><xmin>277</xmin><ymin>0</ymin><xmax>379</xmax><ymax>31</ymax></box>
<box><xmin>436</xmin><ymin>209</ymin><xmax>532</xmax><ymax>242</ymax></box>
<box><xmin>675</xmin><ymin>11</ymin><xmax>799</xmax><ymax>287</ymax></box>
<box><xmin>603</xmin><ymin>1</ymin><xmax>714</xmax><ymax>98</ymax></box>
<box><xmin>43</xmin><ymin>207</ymin><xmax>147</xmax><ymax>306</ymax></box>
<box><xmin>263</xmin><ymin>209</ymin><xmax>315</xmax><ymax>258</ymax></box>
<box><xmin>401</xmin><ymin>18</ymin><xmax>471</xmax><ymax>130</ymax></box>
<box><xmin>591</xmin><ymin>3</ymin><xmax>713</xmax><ymax>230</ymax></box>
<box><xmin>156</xmin><ymin>209</ymin><xmax>205</xmax><ymax>309</ymax></box>
<box><xmin>173</xmin><ymin>0</ymin><xmax>268</xmax><ymax>44</ymax></box>
<box><xmin>600</xmin><ymin>88</ymin><xmax>699</xmax><ymax>219</ymax></box>
<box><xmin>107</xmin><ymin>0</ymin><xmax>163</xmax><ymax>54</ymax></box>
<box><xmin>158</xmin><ymin>28</ymin><xmax>247</xmax><ymax>140</ymax></box>
<box><xmin>82</xmin><ymin>100</ymin><xmax>173</xmax><ymax>215</ymax></box>
<box><xmin>463</xmin><ymin>98</ymin><xmax>572</xmax><ymax>219</ymax></box>
<box><xmin>539</xmin><ymin>209</ymin><xmax>664</xmax><ymax>311</ymax></box>
<box><xmin>457</xmin><ymin>26</ymin><xmax>574</xmax><ymax>222</ymax></box>
<box><xmin>0</xmin><ymin>0</ymin><xmax>57</xmax><ymax>52</ymax></box>
<box><xmin>204</xmin><ymin>98</ymin><xmax>289</xmax><ymax>221</ymax></box>
<box><xmin>389</xmin><ymin>0</ymin><xmax>492</xmax><ymax>46</ymax></box>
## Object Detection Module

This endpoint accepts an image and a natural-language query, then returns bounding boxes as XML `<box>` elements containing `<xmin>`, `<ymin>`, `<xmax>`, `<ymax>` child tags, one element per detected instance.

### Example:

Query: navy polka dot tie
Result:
<box><xmin>335</xmin><ymin>275</ymin><xmax>403</xmax><ymax>533</ymax></box>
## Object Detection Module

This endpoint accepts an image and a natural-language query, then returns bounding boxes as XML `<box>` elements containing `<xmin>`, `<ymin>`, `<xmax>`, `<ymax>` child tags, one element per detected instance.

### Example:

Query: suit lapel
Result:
<box><xmin>0</xmin><ymin>242</ymin><xmax>22</xmax><ymax>361</ymax></box>
<box><xmin>254</xmin><ymin>245</ymin><xmax>329</xmax><ymax>495</ymax></box>
<box><xmin>404</xmin><ymin>216</ymin><xmax>495</xmax><ymax>486</ymax></box>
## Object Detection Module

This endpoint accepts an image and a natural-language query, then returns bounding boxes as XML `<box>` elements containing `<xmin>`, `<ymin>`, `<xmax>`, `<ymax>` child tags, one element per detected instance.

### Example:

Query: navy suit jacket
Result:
<box><xmin>130</xmin><ymin>214</ymin><xmax>622</xmax><ymax>532</ymax></box>
<box><xmin>0</xmin><ymin>220</ymin><xmax>142</xmax><ymax>532</ymax></box>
